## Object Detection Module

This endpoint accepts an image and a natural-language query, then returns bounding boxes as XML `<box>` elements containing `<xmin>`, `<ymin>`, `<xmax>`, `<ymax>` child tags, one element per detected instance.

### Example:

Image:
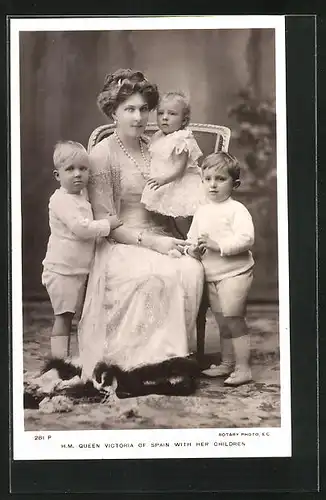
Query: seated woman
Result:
<box><xmin>78</xmin><ymin>69</ymin><xmax>204</xmax><ymax>397</ymax></box>
<box><xmin>34</xmin><ymin>69</ymin><xmax>204</xmax><ymax>400</ymax></box>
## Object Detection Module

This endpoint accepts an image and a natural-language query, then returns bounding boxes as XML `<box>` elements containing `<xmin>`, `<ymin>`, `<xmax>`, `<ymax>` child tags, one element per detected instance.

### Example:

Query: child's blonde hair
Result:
<box><xmin>159</xmin><ymin>91</ymin><xmax>191</xmax><ymax>127</ymax></box>
<box><xmin>201</xmin><ymin>152</ymin><xmax>240</xmax><ymax>183</ymax></box>
<box><xmin>53</xmin><ymin>141</ymin><xmax>88</xmax><ymax>169</ymax></box>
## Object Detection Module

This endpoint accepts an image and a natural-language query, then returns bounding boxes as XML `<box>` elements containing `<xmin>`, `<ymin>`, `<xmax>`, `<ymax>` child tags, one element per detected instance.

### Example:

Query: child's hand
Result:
<box><xmin>147</xmin><ymin>176</ymin><xmax>169</xmax><ymax>190</ymax></box>
<box><xmin>186</xmin><ymin>244</ymin><xmax>202</xmax><ymax>261</ymax></box>
<box><xmin>185</xmin><ymin>239</ymin><xmax>206</xmax><ymax>256</ymax></box>
<box><xmin>198</xmin><ymin>233</ymin><xmax>220</xmax><ymax>253</ymax></box>
<box><xmin>108</xmin><ymin>215</ymin><xmax>122</xmax><ymax>230</ymax></box>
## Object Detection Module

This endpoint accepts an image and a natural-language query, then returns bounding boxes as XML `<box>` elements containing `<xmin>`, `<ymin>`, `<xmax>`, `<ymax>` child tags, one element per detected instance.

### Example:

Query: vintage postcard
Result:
<box><xmin>10</xmin><ymin>15</ymin><xmax>291</xmax><ymax>461</ymax></box>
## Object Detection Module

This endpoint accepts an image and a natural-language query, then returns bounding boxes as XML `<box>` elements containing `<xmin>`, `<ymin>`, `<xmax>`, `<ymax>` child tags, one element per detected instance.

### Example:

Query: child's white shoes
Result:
<box><xmin>202</xmin><ymin>362</ymin><xmax>234</xmax><ymax>377</ymax></box>
<box><xmin>224</xmin><ymin>368</ymin><xmax>252</xmax><ymax>386</ymax></box>
<box><xmin>201</xmin><ymin>363</ymin><xmax>253</xmax><ymax>386</ymax></box>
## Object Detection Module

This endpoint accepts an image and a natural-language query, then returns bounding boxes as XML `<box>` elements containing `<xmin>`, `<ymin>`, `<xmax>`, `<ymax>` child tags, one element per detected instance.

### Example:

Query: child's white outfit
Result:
<box><xmin>187</xmin><ymin>197</ymin><xmax>254</xmax><ymax>316</ymax></box>
<box><xmin>42</xmin><ymin>187</ymin><xmax>111</xmax><ymax>315</ymax></box>
<box><xmin>141</xmin><ymin>129</ymin><xmax>205</xmax><ymax>217</ymax></box>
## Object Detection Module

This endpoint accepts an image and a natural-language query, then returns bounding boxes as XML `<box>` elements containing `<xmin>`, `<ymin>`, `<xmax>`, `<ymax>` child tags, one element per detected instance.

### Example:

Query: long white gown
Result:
<box><xmin>78</xmin><ymin>135</ymin><xmax>204</xmax><ymax>380</ymax></box>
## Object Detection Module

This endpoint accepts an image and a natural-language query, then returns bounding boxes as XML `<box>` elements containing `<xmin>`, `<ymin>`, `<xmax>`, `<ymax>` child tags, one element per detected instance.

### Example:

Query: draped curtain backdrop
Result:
<box><xmin>19</xmin><ymin>29</ymin><xmax>276</xmax><ymax>301</ymax></box>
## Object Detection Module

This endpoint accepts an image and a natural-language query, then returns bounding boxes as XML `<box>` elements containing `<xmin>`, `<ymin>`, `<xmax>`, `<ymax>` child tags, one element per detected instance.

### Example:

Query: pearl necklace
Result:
<box><xmin>114</xmin><ymin>131</ymin><xmax>150</xmax><ymax>180</ymax></box>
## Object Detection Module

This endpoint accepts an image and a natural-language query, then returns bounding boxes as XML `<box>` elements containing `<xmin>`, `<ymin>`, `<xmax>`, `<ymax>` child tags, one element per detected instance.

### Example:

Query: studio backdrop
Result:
<box><xmin>19</xmin><ymin>29</ymin><xmax>277</xmax><ymax>301</ymax></box>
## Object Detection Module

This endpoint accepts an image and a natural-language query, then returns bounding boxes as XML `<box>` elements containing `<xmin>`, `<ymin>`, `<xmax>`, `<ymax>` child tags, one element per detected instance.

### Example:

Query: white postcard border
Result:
<box><xmin>10</xmin><ymin>15</ymin><xmax>291</xmax><ymax>461</ymax></box>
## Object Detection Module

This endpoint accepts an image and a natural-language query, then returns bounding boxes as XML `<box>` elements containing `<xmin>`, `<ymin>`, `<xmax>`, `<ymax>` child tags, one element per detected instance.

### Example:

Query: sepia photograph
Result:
<box><xmin>10</xmin><ymin>16</ymin><xmax>291</xmax><ymax>460</ymax></box>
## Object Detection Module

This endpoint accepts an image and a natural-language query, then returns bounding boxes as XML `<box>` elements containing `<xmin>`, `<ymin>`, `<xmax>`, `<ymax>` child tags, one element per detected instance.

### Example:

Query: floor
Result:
<box><xmin>22</xmin><ymin>301</ymin><xmax>281</xmax><ymax>430</ymax></box>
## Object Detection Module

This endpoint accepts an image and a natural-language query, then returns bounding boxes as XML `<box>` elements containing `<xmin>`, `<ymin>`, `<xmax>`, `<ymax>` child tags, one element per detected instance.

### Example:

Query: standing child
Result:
<box><xmin>186</xmin><ymin>152</ymin><xmax>254</xmax><ymax>386</ymax></box>
<box><xmin>141</xmin><ymin>91</ymin><xmax>204</xmax><ymax>238</ymax></box>
<box><xmin>42</xmin><ymin>141</ymin><xmax>121</xmax><ymax>359</ymax></box>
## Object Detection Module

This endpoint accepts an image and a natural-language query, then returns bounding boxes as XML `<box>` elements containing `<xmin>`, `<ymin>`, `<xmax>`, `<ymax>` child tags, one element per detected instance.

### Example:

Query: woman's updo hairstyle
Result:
<box><xmin>97</xmin><ymin>68</ymin><xmax>159</xmax><ymax>119</ymax></box>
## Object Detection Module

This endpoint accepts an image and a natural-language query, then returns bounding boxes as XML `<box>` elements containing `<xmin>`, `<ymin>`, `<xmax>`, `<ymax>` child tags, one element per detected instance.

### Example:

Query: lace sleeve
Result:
<box><xmin>187</xmin><ymin>136</ymin><xmax>203</xmax><ymax>164</ymax></box>
<box><xmin>173</xmin><ymin>130</ymin><xmax>203</xmax><ymax>164</ymax></box>
<box><xmin>87</xmin><ymin>140</ymin><xmax>121</xmax><ymax>219</ymax></box>
<box><xmin>175</xmin><ymin>131</ymin><xmax>203</xmax><ymax>164</ymax></box>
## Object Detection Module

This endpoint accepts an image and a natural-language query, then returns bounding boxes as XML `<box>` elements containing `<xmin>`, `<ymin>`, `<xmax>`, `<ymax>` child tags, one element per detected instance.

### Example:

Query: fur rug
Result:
<box><xmin>24</xmin><ymin>354</ymin><xmax>201</xmax><ymax>409</ymax></box>
<box><xmin>24</xmin><ymin>357</ymin><xmax>280</xmax><ymax>430</ymax></box>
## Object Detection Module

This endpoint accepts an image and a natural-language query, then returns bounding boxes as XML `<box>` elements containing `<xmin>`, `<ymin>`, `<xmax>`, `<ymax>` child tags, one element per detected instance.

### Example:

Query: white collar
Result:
<box><xmin>59</xmin><ymin>186</ymin><xmax>84</xmax><ymax>196</ymax></box>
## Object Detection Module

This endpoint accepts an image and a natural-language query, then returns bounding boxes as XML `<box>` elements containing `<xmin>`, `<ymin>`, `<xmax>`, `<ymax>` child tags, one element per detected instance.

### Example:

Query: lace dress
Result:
<box><xmin>141</xmin><ymin>129</ymin><xmax>205</xmax><ymax>217</ymax></box>
<box><xmin>78</xmin><ymin>134</ymin><xmax>204</xmax><ymax>380</ymax></box>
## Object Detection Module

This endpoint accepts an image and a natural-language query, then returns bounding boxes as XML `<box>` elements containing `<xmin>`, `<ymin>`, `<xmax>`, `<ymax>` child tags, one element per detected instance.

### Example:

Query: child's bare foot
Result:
<box><xmin>224</xmin><ymin>368</ymin><xmax>252</xmax><ymax>386</ymax></box>
<box><xmin>202</xmin><ymin>362</ymin><xmax>234</xmax><ymax>377</ymax></box>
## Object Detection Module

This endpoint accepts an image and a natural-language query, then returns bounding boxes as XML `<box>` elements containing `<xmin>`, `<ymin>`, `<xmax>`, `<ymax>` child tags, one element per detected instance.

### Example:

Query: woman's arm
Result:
<box><xmin>111</xmin><ymin>225</ymin><xmax>187</xmax><ymax>255</ymax></box>
<box><xmin>88</xmin><ymin>143</ymin><xmax>118</xmax><ymax>220</ymax></box>
<box><xmin>146</xmin><ymin>150</ymin><xmax>188</xmax><ymax>190</ymax></box>
<box><xmin>88</xmin><ymin>142</ymin><xmax>186</xmax><ymax>255</ymax></box>
<box><xmin>110</xmin><ymin>225</ymin><xmax>155</xmax><ymax>247</ymax></box>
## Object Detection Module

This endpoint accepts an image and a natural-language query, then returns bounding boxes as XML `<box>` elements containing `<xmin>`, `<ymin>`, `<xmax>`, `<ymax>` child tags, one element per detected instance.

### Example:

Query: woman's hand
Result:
<box><xmin>153</xmin><ymin>236</ymin><xmax>187</xmax><ymax>255</ymax></box>
<box><xmin>168</xmin><ymin>248</ymin><xmax>183</xmax><ymax>258</ymax></box>
<box><xmin>146</xmin><ymin>176</ymin><xmax>169</xmax><ymax>190</ymax></box>
<box><xmin>197</xmin><ymin>233</ymin><xmax>220</xmax><ymax>253</ymax></box>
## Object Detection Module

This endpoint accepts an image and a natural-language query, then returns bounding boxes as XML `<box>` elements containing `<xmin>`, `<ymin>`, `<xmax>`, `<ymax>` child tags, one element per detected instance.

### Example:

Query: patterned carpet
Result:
<box><xmin>23</xmin><ymin>302</ymin><xmax>280</xmax><ymax>430</ymax></box>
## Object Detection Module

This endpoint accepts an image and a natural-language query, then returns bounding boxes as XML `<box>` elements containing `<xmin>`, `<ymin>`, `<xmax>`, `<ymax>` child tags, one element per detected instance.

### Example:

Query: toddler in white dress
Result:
<box><xmin>141</xmin><ymin>91</ymin><xmax>204</xmax><ymax>238</ymax></box>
